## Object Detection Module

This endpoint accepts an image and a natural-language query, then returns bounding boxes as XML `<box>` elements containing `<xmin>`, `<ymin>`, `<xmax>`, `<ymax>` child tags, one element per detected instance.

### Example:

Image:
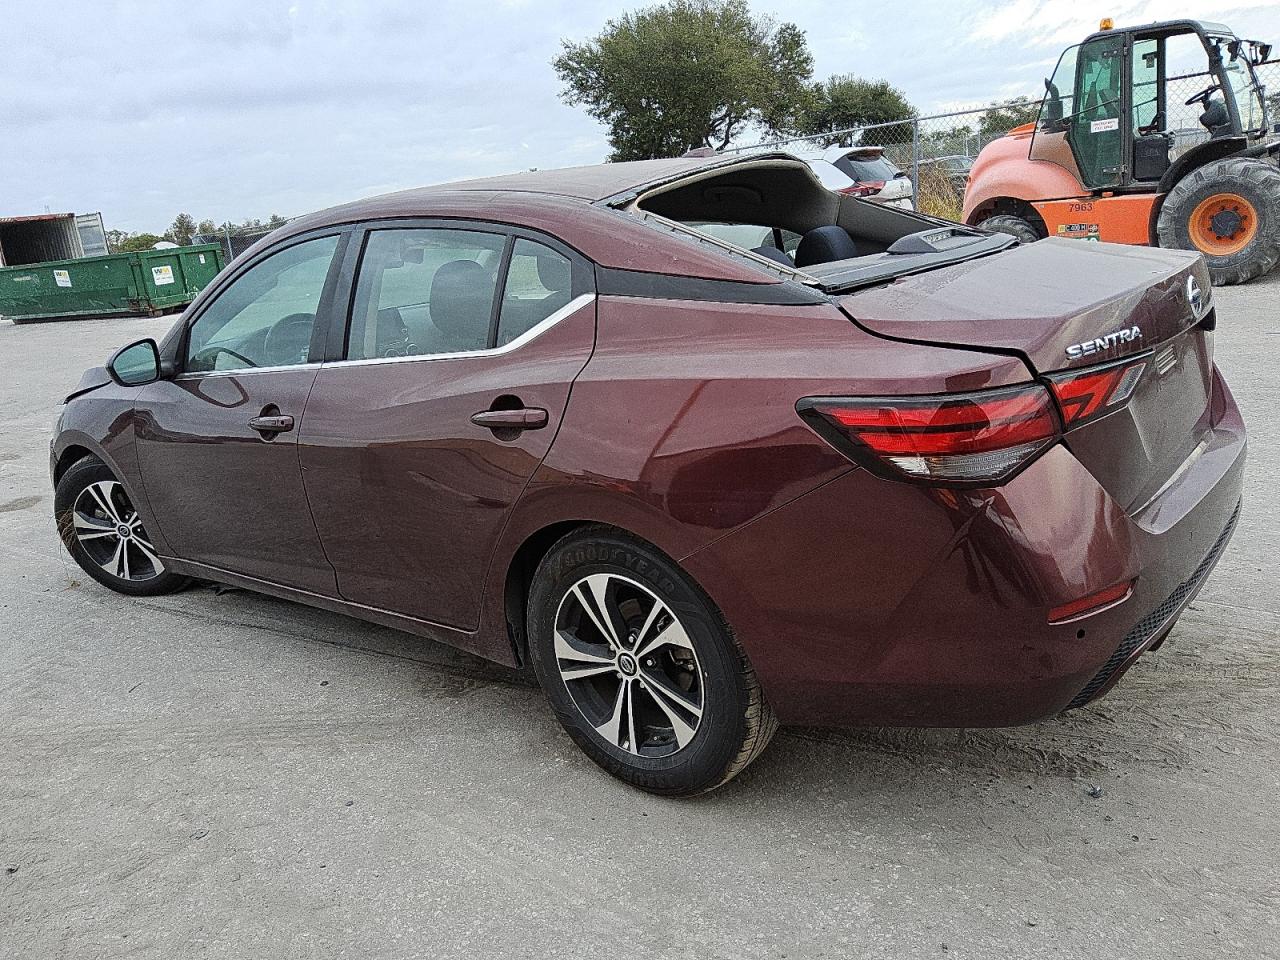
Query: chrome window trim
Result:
<box><xmin>323</xmin><ymin>293</ymin><xmax>596</xmax><ymax>368</ymax></box>
<box><xmin>174</xmin><ymin>362</ymin><xmax>323</xmax><ymax>381</ymax></box>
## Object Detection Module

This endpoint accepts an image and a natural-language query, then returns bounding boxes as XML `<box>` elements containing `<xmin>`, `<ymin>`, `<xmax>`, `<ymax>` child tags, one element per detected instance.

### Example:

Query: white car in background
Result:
<box><xmin>804</xmin><ymin>146</ymin><xmax>915</xmax><ymax>210</ymax></box>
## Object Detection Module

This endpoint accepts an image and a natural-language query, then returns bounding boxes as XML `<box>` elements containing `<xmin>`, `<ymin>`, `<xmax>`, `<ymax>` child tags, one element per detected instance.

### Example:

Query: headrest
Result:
<box><xmin>535</xmin><ymin>251</ymin><xmax>571</xmax><ymax>294</ymax></box>
<box><xmin>751</xmin><ymin>244</ymin><xmax>793</xmax><ymax>266</ymax></box>
<box><xmin>794</xmin><ymin>225</ymin><xmax>860</xmax><ymax>267</ymax></box>
<box><xmin>429</xmin><ymin>260</ymin><xmax>491</xmax><ymax>348</ymax></box>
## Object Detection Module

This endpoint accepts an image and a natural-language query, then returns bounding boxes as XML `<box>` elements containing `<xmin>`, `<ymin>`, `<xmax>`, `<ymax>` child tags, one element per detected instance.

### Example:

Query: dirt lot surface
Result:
<box><xmin>2</xmin><ymin>273</ymin><xmax>1278</xmax><ymax>960</ymax></box>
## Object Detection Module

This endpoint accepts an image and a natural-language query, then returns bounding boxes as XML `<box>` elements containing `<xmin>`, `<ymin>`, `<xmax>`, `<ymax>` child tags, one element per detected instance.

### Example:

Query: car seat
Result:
<box><xmin>429</xmin><ymin>260</ymin><xmax>492</xmax><ymax>352</ymax></box>
<box><xmin>794</xmin><ymin>225</ymin><xmax>860</xmax><ymax>267</ymax></box>
<box><xmin>751</xmin><ymin>244</ymin><xmax>794</xmax><ymax>266</ymax></box>
<box><xmin>374</xmin><ymin>306</ymin><xmax>414</xmax><ymax>357</ymax></box>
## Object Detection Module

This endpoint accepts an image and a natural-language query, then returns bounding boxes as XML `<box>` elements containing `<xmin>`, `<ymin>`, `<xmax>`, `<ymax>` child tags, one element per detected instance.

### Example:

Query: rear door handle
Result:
<box><xmin>248</xmin><ymin>414</ymin><xmax>295</xmax><ymax>435</ymax></box>
<box><xmin>470</xmin><ymin>408</ymin><xmax>548</xmax><ymax>431</ymax></box>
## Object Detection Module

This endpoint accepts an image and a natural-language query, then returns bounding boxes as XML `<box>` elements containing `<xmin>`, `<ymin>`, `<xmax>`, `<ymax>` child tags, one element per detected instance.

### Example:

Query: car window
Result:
<box><xmin>686</xmin><ymin>222</ymin><xmax>775</xmax><ymax>250</ymax></box>
<box><xmin>347</xmin><ymin>228</ymin><xmax>505</xmax><ymax>360</ymax></box>
<box><xmin>804</xmin><ymin>160</ymin><xmax>855</xmax><ymax>191</ymax></box>
<box><xmin>496</xmin><ymin>239</ymin><xmax>573</xmax><ymax>347</ymax></box>
<box><xmin>835</xmin><ymin>154</ymin><xmax>899</xmax><ymax>182</ymax></box>
<box><xmin>185</xmin><ymin>235</ymin><xmax>339</xmax><ymax>373</ymax></box>
<box><xmin>684</xmin><ymin>222</ymin><xmax>802</xmax><ymax>260</ymax></box>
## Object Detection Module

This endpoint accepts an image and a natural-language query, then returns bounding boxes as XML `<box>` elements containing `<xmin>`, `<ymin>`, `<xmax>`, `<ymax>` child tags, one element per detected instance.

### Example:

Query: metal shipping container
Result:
<box><xmin>0</xmin><ymin>243</ymin><xmax>224</xmax><ymax>323</ymax></box>
<box><xmin>0</xmin><ymin>213</ymin><xmax>84</xmax><ymax>267</ymax></box>
<box><xmin>75</xmin><ymin>213</ymin><xmax>109</xmax><ymax>257</ymax></box>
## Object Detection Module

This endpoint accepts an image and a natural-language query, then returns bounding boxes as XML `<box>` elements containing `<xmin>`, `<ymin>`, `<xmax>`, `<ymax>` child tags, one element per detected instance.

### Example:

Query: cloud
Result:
<box><xmin>969</xmin><ymin>0</ymin><xmax>1280</xmax><ymax>46</ymax></box>
<box><xmin>3</xmin><ymin>0</ymin><xmax>1277</xmax><ymax>231</ymax></box>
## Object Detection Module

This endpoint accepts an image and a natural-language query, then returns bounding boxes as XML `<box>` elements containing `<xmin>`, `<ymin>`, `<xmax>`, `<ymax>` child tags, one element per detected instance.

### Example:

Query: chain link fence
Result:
<box><xmin>191</xmin><ymin>224</ymin><xmax>285</xmax><ymax>264</ymax></box>
<box><xmin>726</xmin><ymin>60</ymin><xmax>1280</xmax><ymax>221</ymax></box>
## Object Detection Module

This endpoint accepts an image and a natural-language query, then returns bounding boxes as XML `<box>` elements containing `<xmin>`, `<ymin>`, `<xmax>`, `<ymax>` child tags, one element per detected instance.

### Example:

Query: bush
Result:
<box><xmin>914</xmin><ymin>164</ymin><xmax>965</xmax><ymax>222</ymax></box>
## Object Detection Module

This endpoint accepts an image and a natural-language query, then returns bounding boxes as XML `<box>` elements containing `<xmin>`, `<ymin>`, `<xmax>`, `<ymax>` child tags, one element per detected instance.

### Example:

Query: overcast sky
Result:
<box><xmin>2</xmin><ymin>0</ymin><xmax>1276</xmax><ymax>232</ymax></box>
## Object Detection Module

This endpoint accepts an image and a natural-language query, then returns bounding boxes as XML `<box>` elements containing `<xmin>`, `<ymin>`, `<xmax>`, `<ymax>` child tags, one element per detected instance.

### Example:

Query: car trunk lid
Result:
<box><xmin>838</xmin><ymin>239</ymin><xmax>1216</xmax><ymax>511</ymax></box>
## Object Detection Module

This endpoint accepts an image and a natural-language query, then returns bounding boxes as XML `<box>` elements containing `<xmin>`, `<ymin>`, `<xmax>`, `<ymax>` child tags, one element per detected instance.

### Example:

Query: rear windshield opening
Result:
<box><xmin>628</xmin><ymin>158</ymin><xmax>1010</xmax><ymax>290</ymax></box>
<box><xmin>833</xmin><ymin>154</ymin><xmax>901</xmax><ymax>183</ymax></box>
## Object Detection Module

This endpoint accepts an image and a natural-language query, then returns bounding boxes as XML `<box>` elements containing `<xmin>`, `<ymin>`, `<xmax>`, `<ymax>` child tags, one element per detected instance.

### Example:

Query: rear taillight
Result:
<box><xmin>837</xmin><ymin>180</ymin><xmax>886</xmax><ymax>197</ymax></box>
<box><xmin>1046</xmin><ymin>354</ymin><xmax>1149</xmax><ymax>428</ymax></box>
<box><xmin>798</xmin><ymin>384</ymin><xmax>1059</xmax><ymax>485</ymax></box>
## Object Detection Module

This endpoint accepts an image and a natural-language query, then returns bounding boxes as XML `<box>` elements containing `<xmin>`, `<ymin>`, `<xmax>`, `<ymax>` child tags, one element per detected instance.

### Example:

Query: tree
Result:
<box><xmin>114</xmin><ymin>232</ymin><xmax>165</xmax><ymax>252</ymax></box>
<box><xmin>196</xmin><ymin>219</ymin><xmax>217</xmax><ymax>237</ymax></box>
<box><xmin>553</xmin><ymin>0</ymin><xmax>812</xmax><ymax>160</ymax></box>
<box><xmin>165</xmin><ymin>212</ymin><xmax>197</xmax><ymax>245</ymax></box>
<box><xmin>978</xmin><ymin>96</ymin><xmax>1041</xmax><ymax>143</ymax></box>
<box><xmin>788</xmin><ymin>76</ymin><xmax>915</xmax><ymax>144</ymax></box>
<box><xmin>922</xmin><ymin>122</ymin><xmax>978</xmax><ymax>159</ymax></box>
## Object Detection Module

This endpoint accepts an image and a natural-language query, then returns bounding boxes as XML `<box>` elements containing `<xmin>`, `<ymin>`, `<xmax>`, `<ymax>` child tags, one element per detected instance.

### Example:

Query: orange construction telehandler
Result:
<box><xmin>963</xmin><ymin>18</ymin><xmax>1280</xmax><ymax>284</ymax></box>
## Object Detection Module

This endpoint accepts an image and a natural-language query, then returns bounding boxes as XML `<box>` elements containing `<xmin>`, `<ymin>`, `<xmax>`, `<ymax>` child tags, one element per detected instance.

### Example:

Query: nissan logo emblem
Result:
<box><xmin>1187</xmin><ymin>275</ymin><xmax>1204</xmax><ymax>317</ymax></box>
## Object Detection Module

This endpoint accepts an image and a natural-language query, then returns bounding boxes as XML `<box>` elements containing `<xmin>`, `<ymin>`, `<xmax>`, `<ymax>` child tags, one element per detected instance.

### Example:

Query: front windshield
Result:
<box><xmin>1213</xmin><ymin>37</ymin><xmax>1267</xmax><ymax>134</ymax></box>
<box><xmin>1037</xmin><ymin>44</ymin><xmax>1079</xmax><ymax>132</ymax></box>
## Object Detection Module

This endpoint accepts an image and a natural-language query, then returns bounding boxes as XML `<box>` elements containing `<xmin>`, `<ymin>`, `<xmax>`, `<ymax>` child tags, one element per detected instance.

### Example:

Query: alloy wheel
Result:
<box><xmin>70</xmin><ymin>480</ymin><xmax>165</xmax><ymax>582</ymax></box>
<box><xmin>553</xmin><ymin>573</ymin><xmax>704</xmax><ymax>758</ymax></box>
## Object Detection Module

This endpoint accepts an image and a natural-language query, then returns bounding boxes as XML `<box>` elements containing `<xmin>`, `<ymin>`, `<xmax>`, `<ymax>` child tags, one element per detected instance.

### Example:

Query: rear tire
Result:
<box><xmin>979</xmin><ymin>214</ymin><xmax>1041</xmax><ymax>244</ymax></box>
<box><xmin>1157</xmin><ymin>157</ymin><xmax>1280</xmax><ymax>285</ymax></box>
<box><xmin>527</xmin><ymin>526</ymin><xmax>777</xmax><ymax>796</ymax></box>
<box><xmin>54</xmin><ymin>455</ymin><xmax>188</xmax><ymax>596</ymax></box>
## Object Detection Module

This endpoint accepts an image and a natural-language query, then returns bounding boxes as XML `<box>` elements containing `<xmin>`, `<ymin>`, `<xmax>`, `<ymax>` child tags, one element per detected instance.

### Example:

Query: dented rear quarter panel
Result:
<box><xmin>475</xmin><ymin>294</ymin><xmax>1034</xmax><ymax>655</ymax></box>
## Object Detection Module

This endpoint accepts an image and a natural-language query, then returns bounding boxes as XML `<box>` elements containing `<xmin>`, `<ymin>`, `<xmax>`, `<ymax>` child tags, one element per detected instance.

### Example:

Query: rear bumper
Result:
<box><xmin>1064</xmin><ymin>498</ymin><xmax>1238</xmax><ymax>709</ymax></box>
<box><xmin>683</xmin><ymin>368</ymin><xmax>1246</xmax><ymax>727</ymax></box>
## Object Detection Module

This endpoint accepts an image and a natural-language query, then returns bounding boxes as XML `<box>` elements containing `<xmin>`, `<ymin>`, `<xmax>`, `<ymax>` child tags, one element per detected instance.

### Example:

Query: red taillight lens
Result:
<box><xmin>1047</xmin><ymin>355</ymin><xmax>1148</xmax><ymax>428</ymax></box>
<box><xmin>799</xmin><ymin>383</ymin><xmax>1059</xmax><ymax>485</ymax></box>
<box><xmin>837</xmin><ymin>180</ymin><xmax>885</xmax><ymax>197</ymax></box>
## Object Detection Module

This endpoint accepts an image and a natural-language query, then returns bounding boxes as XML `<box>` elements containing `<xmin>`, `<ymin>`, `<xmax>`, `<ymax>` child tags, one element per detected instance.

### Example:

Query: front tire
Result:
<box><xmin>527</xmin><ymin>527</ymin><xmax>776</xmax><ymax>796</ymax></box>
<box><xmin>1157</xmin><ymin>158</ymin><xmax>1280</xmax><ymax>285</ymax></box>
<box><xmin>979</xmin><ymin>213</ymin><xmax>1042</xmax><ymax>244</ymax></box>
<box><xmin>54</xmin><ymin>455</ymin><xmax>188</xmax><ymax>596</ymax></box>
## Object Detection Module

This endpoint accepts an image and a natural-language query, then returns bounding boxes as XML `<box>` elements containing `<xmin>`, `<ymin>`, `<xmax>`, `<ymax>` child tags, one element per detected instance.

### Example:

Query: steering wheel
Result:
<box><xmin>263</xmin><ymin>313</ymin><xmax>315</xmax><ymax>366</ymax></box>
<box><xmin>1185</xmin><ymin>85</ymin><xmax>1218</xmax><ymax>107</ymax></box>
<box><xmin>189</xmin><ymin>344</ymin><xmax>258</xmax><ymax>371</ymax></box>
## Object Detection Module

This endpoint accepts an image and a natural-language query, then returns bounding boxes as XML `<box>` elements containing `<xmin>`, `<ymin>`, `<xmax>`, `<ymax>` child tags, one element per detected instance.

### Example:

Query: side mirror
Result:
<box><xmin>1042</xmin><ymin>78</ymin><xmax>1064</xmax><ymax>128</ymax></box>
<box><xmin>107</xmin><ymin>338</ymin><xmax>164</xmax><ymax>386</ymax></box>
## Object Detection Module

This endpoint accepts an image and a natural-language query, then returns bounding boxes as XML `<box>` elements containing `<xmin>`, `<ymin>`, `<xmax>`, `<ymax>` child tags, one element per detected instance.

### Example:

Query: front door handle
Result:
<box><xmin>470</xmin><ymin>408</ymin><xmax>548</xmax><ymax>431</ymax></box>
<box><xmin>248</xmin><ymin>414</ymin><xmax>294</xmax><ymax>435</ymax></box>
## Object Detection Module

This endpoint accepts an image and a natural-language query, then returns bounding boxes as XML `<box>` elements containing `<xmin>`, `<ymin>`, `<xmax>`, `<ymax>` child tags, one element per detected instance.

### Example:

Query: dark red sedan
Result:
<box><xmin>51</xmin><ymin>153</ymin><xmax>1245</xmax><ymax>795</ymax></box>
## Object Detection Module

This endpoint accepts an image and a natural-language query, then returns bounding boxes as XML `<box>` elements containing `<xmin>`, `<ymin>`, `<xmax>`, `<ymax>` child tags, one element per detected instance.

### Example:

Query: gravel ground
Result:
<box><xmin>2</xmin><ymin>273</ymin><xmax>1278</xmax><ymax>960</ymax></box>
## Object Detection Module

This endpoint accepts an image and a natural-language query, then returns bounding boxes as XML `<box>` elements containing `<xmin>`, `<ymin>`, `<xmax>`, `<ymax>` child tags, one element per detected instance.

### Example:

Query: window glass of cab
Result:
<box><xmin>1070</xmin><ymin>34</ymin><xmax>1124</xmax><ymax>188</ymax></box>
<box><xmin>347</xmin><ymin>228</ymin><xmax>505</xmax><ymax>360</ymax></box>
<box><xmin>185</xmin><ymin>235</ymin><xmax>339</xmax><ymax>373</ymax></box>
<box><xmin>496</xmin><ymin>239</ymin><xmax>574</xmax><ymax>347</ymax></box>
<box><xmin>1132</xmin><ymin>38</ymin><xmax>1159</xmax><ymax>132</ymax></box>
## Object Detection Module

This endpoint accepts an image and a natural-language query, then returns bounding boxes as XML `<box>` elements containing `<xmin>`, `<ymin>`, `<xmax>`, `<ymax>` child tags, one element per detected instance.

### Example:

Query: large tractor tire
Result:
<box><xmin>979</xmin><ymin>214</ymin><xmax>1042</xmax><ymax>244</ymax></box>
<box><xmin>1157</xmin><ymin>157</ymin><xmax>1280</xmax><ymax>285</ymax></box>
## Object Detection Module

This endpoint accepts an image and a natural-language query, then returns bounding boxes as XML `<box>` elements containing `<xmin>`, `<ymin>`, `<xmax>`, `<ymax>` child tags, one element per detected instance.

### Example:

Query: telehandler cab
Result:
<box><xmin>963</xmin><ymin>19</ymin><xmax>1280</xmax><ymax>284</ymax></box>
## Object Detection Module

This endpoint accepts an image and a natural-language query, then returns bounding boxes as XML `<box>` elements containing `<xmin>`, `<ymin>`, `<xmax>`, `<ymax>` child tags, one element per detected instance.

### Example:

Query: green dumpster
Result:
<box><xmin>0</xmin><ymin>243</ymin><xmax>224</xmax><ymax>324</ymax></box>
